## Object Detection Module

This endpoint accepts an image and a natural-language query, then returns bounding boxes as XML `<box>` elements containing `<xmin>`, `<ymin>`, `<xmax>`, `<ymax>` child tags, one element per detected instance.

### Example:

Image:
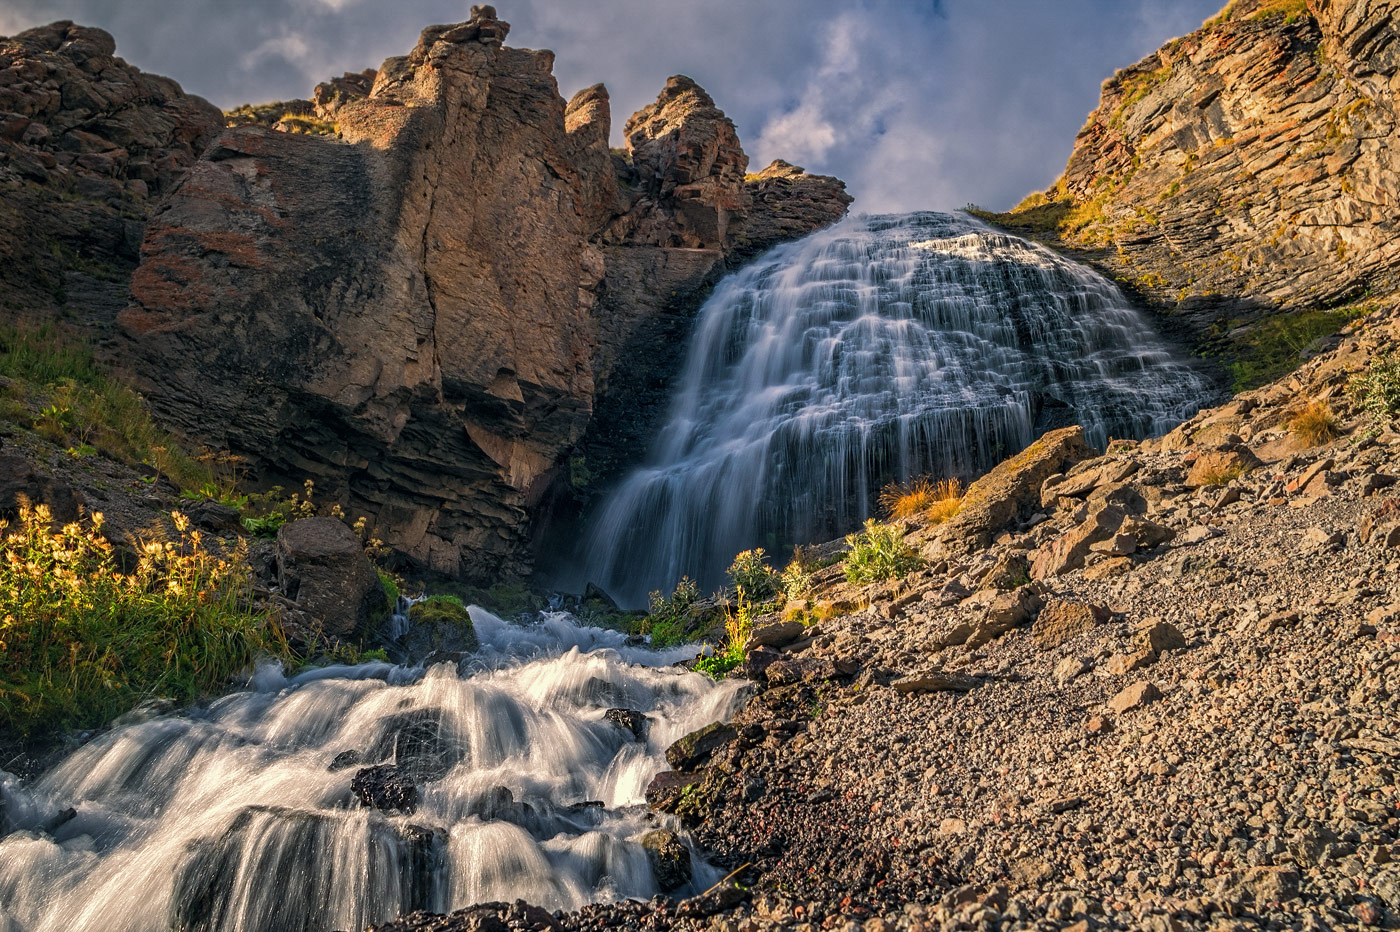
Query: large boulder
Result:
<box><xmin>938</xmin><ymin>426</ymin><xmax>1096</xmax><ymax>549</ymax></box>
<box><xmin>0</xmin><ymin>452</ymin><xmax>83</xmax><ymax>523</ymax></box>
<box><xmin>276</xmin><ymin>517</ymin><xmax>385</xmax><ymax>640</ymax></box>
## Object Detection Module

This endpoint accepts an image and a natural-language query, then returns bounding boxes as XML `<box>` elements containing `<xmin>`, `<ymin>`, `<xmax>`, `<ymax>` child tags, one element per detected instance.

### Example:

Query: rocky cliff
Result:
<box><xmin>114</xmin><ymin>6</ymin><xmax>850</xmax><ymax>583</ymax></box>
<box><xmin>981</xmin><ymin>0</ymin><xmax>1400</xmax><ymax>350</ymax></box>
<box><xmin>0</xmin><ymin>20</ymin><xmax>223</xmax><ymax>323</ymax></box>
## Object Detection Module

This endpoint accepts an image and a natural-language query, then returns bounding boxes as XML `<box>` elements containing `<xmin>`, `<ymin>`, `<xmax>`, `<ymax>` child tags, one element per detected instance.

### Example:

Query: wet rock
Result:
<box><xmin>604</xmin><ymin>708</ymin><xmax>649</xmax><ymax>741</ymax></box>
<box><xmin>327</xmin><ymin>750</ymin><xmax>362</xmax><ymax>772</ymax></box>
<box><xmin>351</xmin><ymin>765</ymin><xmax>418</xmax><ymax>814</ymax></box>
<box><xmin>665</xmin><ymin>722</ymin><xmax>737</xmax><ymax>770</ymax></box>
<box><xmin>644</xmin><ymin>770</ymin><xmax>703</xmax><ymax>810</ymax></box>
<box><xmin>367</xmin><ymin>709</ymin><xmax>465</xmax><ymax>781</ymax></box>
<box><xmin>640</xmin><ymin>829</ymin><xmax>693</xmax><ymax>892</ymax></box>
<box><xmin>402</xmin><ymin>597</ymin><xmax>479</xmax><ymax>658</ymax></box>
<box><xmin>276</xmin><ymin>517</ymin><xmax>385</xmax><ymax>640</ymax></box>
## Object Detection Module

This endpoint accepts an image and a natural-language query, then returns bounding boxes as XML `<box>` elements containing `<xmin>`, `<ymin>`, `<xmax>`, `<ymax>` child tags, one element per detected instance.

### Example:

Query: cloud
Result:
<box><xmin>0</xmin><ymin>0</ymin><xmax>1224</xmax><ymax>210</ymax></box>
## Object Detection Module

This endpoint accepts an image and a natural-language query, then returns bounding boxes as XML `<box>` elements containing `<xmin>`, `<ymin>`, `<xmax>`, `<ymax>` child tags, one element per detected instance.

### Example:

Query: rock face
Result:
<box><xmin>116</xmin><ymin>6</ymin><xmax>851</xmax><ymax>583</ymax></box>
<box><xmin>984</xmin><ymin>0</ymin><xmax>1400</xmax><ymax>339</ymax></box>
<box><xmin>0</xmin><ymin>21</ymin><xmax>223</xmax><ymax>322</ymax></box>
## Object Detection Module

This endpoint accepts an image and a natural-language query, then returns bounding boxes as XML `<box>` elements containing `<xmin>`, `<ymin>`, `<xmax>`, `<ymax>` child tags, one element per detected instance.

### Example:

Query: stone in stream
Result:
<box><xmin>641</xmin><ymin>829</ymin><xmax>693</xmax><ymax>892</ymax></box>
<box><xmin>366</xmin><ymin>708</ymin><xmax>465</xmax><ymax>781</ymax></box>
<box><xmin>604</xmin><ymin>708</ymin><xmax>649</xmax><ymax>741</ymax></box>
<box><xmin>351</xmin><ymin>765</ymin><xmax>419</xmax><ymax>814</ymax></box>
<box><xmin>665</xmin><ymin>722</ymin><xmax>737</xmax><ymax>770</ymax></box>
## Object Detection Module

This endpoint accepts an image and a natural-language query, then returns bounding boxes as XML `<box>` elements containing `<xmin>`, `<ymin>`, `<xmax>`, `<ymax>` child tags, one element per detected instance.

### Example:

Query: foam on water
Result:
<box><xmin>0</xmin><ymin>608</ymin><xmax>742</xmax><ymax>932</ymax></box>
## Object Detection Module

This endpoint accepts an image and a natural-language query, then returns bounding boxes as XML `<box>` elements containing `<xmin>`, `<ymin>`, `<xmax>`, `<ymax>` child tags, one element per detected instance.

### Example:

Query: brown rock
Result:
<box><xmin>1030</xmin><ymin>502</ymin><xmax>1126</xmax><ymax>579</ymax></box>
<box><xmin>1133</xmin><ymin>620</ymin><xmax>1187</xmax><ymax>655</ymax></box>
<box><xmin>1185</xmin><ymin>448</ymin><xmax>1261</xmax><ymax>489</ymax></box>
<box><xmin>1106</xmin><ymin>650</ymin><xmax>1156</xmax><ymax>676</ymax></box>
<box><xmin>968</xmin><ymin>585</ymin><xmax>1045</xmax><ymax>647</ymax></box>
<box><xmin>1108</xmin><ymin>680</ymin><xmax>1162</xmax><ymax>713</ymax></box>
<box><xmin>940</xmin><ymin>426</ymin><xmax>1096</xmax><ymax>549</ymax></box>
<box><xmin>1032</xmin><ymin>599</ymin><xmax>1108</xmax><ymax>650</ymax></box>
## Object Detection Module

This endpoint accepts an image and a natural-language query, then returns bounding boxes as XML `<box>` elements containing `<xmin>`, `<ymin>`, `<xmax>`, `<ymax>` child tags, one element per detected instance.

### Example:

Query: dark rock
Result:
<box><xmin>327</xmin><ymin>749</ymin><xmax>362</xmax><ymax>772</ymax></box>
<box><xmin>367</xmin><ymin>709</ymin><xmax>465</xmax><ymax>781</ymax></box>
<box><xmin>640</xmin><ymin>829</ymin><xmax>693</xmax><ymax>892</ymax></box>
<box><xmin>644</xmin><ymin>769</ymin><xmax>702</xmax><ymax>810</ymax></box>
<box><xmin>351</xmin><ymin>765</ymin><xmax>418</xmax><ymax>814</ymax></box>
<box><xmin>184</xmin><ymin>499</ymin><xmax>242</xmax><ymax>534</ymax></box>
<box><xmin>603</xmin><ymin>708</ymin><xmax>648</xmax><ymax>741</ymax></box>
<box><xmin>275</xmin><ymin>517</ymin><xmax>385</xmax><ymax>640</ymax></box>
<box><xmin>0</xmin><ymin>453</ymin><xmax>84</xmax><ymax>523</ymax></box>
<box><xmin>665</xmin><ymin>722</ymin><xmax>737</xmax><ymax>770</ymax></box>
<box><xmin>401</xmin><ymin>597</ymin><xmax>479</xmax><ymax>658</ymax></box>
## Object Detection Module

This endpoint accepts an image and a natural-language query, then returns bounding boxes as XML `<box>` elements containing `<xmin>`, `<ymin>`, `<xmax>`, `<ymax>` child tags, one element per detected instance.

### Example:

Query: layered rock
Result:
<box><xmin>116</xmin><ymin>6</ymin><xmax>850</xmax><ymax>583</ymax></box>
<box><xmin>982</xmin><ymin>0</ymin><xmax>1400</xmax><ymax>339</ymax></box>
<box><xmin>0</xmin><ymin>20</ymin><xmax>223</xmax><ymax>322</ymax></box>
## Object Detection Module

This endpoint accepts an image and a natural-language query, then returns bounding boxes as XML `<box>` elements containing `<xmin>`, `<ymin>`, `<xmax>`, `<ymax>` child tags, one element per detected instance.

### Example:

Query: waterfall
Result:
<box><xmin>578</xmin><ymin>211</ymin><xmax>1217</xmax><ymax>607</ymax></box>
<box><xmin>0</xmin><ymin>611</ymin><xmax>745</xmax><ymax>932</ymax></box>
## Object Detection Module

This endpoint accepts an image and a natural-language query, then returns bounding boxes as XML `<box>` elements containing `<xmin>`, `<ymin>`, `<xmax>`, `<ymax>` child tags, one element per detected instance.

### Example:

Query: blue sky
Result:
<box><xmin>1</xmin><ymin>0</ymin><xmax>1224</xmax><ymax>210</ymax></box>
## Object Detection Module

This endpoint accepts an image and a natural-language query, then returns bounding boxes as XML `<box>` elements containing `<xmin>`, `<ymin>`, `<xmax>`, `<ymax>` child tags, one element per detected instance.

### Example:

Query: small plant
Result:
<box><xmin>240</xmin><ymin>480</ymin><xmax>319</xmax><ymax>537</ymax></box>
<box><xmin>641</xmin><ymin>576</ymin><xmax>699</xmax><ymax>647</ymax></box>
<box><xmin>843</xmin><ymin>519</ymin><xmax>923</xmax><ymax>585</ymax></box>
<box><xmin>1349</xmin><ymin>352</ymin><xmax>1400</xmax><ymax>426</ymax></box>
<box><xmin>379</xmin><ymin>571</ymin><xmax>400</xmax><ymax>610</ymax></box>
<box><xmin>1288</xmin><ymin>401</ymin><xmax>1342</xmax><ymax>447</ymax></box>
<box><xmin>1196</xmin><ymin>464</ymin><xmax>1246</xmax><ymax>487</ymax></box>
<box><xmin>727</xmin><ymin>548</ymin><xmax>779</xmax><ymax>602</ymax></box>
<box><xmin>780</xmin><ymin>548</ymin><xmax>814</xmax><ymax>601</ymax></box>
<box><xmin>694</xmin><ymin>600</ymin><xmax>752</xmax><ymax>680</ymax></box>
<box><xmin>0</xmin><ymin>506</ymin><xmax>289</xmax><ymax>738</ymax></box>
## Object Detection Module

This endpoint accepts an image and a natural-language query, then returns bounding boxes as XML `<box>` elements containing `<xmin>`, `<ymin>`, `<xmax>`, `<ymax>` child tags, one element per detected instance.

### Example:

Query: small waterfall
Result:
<box><xmin>578</xmin><ymin>211</ymin><xmax>1216</xmax><ymax>606</ymax></box>
<box><xmin>0</xmin><ymin>611</ymin><xmax>744</xmax><ymax>932</ymax></box>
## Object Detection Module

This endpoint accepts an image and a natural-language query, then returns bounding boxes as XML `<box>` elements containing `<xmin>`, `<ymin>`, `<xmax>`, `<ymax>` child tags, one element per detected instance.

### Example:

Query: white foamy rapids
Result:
<box><xmin>0</xmin><ymin>609</ymin><xmax>743</xmax><ymax>932</ymax></box>
<box><xmin>577</xmin><ymin>211</ymin><xmax>1218</xmax><ymax>606</ymax></box>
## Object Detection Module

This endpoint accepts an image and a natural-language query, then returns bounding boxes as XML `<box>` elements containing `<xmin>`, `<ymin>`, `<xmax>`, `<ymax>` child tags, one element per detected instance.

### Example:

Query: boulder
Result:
<box><xmin>641</xmin><ymin>829</ymin><xmax>693</xmax><ymax>892</ymax></box>
<box><xmin>644</xmin><ymin>770</ymin><xmax>703</xmax><ymax>810</ymax></box>
<box><xmin>351</xmin><ymin>765</ymin><xmax>418</xmax><ymax>814</ymax></box>
<box><xmin>968</xmin><ymin>585</ymin><xmax>1045</xmax><ymax>647</ymax></box>
<box><xmin>745</xmin><ymin>620</ymin><xmax>806</xmax><ymax>650</ymax></box>
<box><xmin>276</xmin><ymin>517</ymin><xmax>385</xmax><ymax>640</ymax></box>
<box><xmin>1133</xmin><ymin>620</ymin><xmax>1187</xmax><ymax>655</ymax></box>
<box><xmin>604</xmin><ymin>708</ymin><xmax>649</xmax><ymax>741</ymax></box>
<box><xmin>0</xmin><ymin>453</ymin><xmax>84</xmax><ymax>524</ymax></box>
<box><xmin>1185</xmin><ymin>447</ymin><xmax>1261</xmax><ymax>489</ymax></box>
<box><xmin>1032</xmin><ymin>599</ymin><xmax>1108</xmax><ymax>650</ymax></box>
<box><xmin>366</xmin><ymin>709</ymin><xmax>466</xmax><ymax>781</ymax></box>
<box><xmin>1030</xmin><ymin>503</ymin><xmax>1127</xmax><ymax>579</ymax></box>
<box><xmin>665</xmin><ymin>722</ymin><xmax>737</xmax><ymax>771</ymax></box>
<box><xmin>401</xmin><ymin>597</ymin><xmax>479</xmax><ymax>658</ymax></box>
<box><xmin>1107</xmin><ymin>681</ymin><xmax>1161</xmax><ymax>713</ymax></box>
<box><xmin>939</xmin><ymin>427</ymin><xmax>1096</xmax><ymax>549</ymax></box>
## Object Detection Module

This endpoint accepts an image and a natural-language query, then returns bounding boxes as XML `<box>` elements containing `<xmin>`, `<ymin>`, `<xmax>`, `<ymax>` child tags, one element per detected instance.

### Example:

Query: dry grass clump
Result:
<box><xmin>1288</xmin><ymin>401</ymin><xmax>1341</xmax><ymax>447</ymax></box>
<box><xmin>879</xmin><ymin>476</ymin><xmax>964</xmax><ymax>523</ymax></box>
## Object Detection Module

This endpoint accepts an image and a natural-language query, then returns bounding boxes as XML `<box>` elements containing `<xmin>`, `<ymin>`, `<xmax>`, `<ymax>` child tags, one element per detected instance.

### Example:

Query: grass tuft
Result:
<box><xmin>844</xmin><ymin>519</ymin><xmax>924</xmax><ymax>585</ymax></box>
<box><xmin>1288</xmin><ymin>401</ymin><xmax>1341</xmax><ymax>447</ymax></box>
<box><xmin>879</xmin><ymin>476</ymin><xmax>964</xmax><ymax>523</ymax></box>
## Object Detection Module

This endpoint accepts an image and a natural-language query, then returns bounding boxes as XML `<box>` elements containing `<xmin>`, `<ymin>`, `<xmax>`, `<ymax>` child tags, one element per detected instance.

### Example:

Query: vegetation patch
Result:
<box><xmin>727</xmin><ymin>548</ymin><xmax>779</xmax><ymax>602</ymax></box>
<box><xmin>641</xmin><ymin>576</ymin><xmax>700</xmax><ymax>648</ymax></box>
<box><xmin>1210</xmin><ymin>305</ymin><xmax>1370</xmax><ymax>392</ymax></box>
<box><xmin>693</xmin><ymin>601</ymin><xmax>751</xmax><ymax>680</ymax></box>
<box><xmin>1349</xmin><ymin>352</ymin><xmax>1400</xmax><ymax>426</ymax></box>
<box><xmin>1288</xmin><ymin>401</ymin><xmax>1342</xmax><ymax>447</ymax></box>
<box><xmin>407</xmin><ymin>594</ymin><xmax>472</xmax><ymax>627</ymax></box>
<box><xmin>0</xmin><ymin>324</ymin><xmax>218</xmax><ymax>492</ymax></box>
<box><xmin>879</xmin><ymin>476</ymin><xmax>964</xmax><ymax>523</ymax></box>
<box><xmin>843</xmin><ymin>519</ymin><xmax>923</xmax><ymax>585</ymax></box>
<box><xmin>0</xmin><ymin>506</ymin><xmax>289</xmax><ymax>739</ymax></box>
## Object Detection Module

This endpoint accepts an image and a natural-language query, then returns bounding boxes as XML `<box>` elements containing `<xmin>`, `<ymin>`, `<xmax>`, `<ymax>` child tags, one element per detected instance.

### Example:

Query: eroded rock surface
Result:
<box><xmin>115</xmin><ymin>6</ymin><xmax>850</xmax><ymax>583</ymax></box>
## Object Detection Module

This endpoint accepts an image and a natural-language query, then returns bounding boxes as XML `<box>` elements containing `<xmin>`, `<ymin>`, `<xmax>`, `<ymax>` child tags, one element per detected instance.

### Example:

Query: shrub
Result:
<box><xmin>0</xmin><ymin>506</ymin><xmax>288</xmax><ymax>738</ymax></box>
<box><xmin>1349</xmin><ymin>353</ymin><xmax>1400</xmax><ymax>426</ymax></box>
<box><xmin>379</xmin><ymin>572</ymin><xmax>400</xmax><ymax>610</ymax></box>
<box><xmin>1288</xmin><ymin>401</ymin><xmax>1342</xmax><ymax>447</ymax></box>
<box><xmin>843</xmin><ymin>519</ymin><xmax>923</xmax><ymax>585</ymax></box>
<box><xmin>780</xmin><ymin>550</ymin><xmax>814</xmax><ymax>601</ymax></box>
<box><xmin>726</xmin><ymin>548</ymin><xmax>779</xmax><ymax>602</ymax></box>
<box><xmin>642</xmin><ymin>576</ymin><xmax>699</xmax><ymax>647</ymax></box>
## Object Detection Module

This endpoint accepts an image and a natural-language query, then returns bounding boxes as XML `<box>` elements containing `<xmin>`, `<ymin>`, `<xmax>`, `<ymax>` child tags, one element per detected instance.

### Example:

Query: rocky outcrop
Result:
<box><xmin>982</xmin><ymin>0</ymin><xmax>1400</xmax><ymax>341</ymax></box>
<box><xmin>0</xmin><ymin>21</ymin><xmax>222</xmax><ymax>322</ymax></box>
<box><xmin>116</xmin><ymin>6</ymin><xmax>850</xmax><ymax>584</ymax></box>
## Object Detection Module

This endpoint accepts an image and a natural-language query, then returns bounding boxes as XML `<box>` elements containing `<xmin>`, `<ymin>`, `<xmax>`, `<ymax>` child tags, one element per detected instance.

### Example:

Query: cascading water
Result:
<box><xmin>0</xmin><ymin>610</ymin><xmax>744</xmax><ymax>932</ymax></box>
<box><xmin>577</xmin><ymin>211</ymin><xmax>1218</xmax><ymax>607</ymax></box>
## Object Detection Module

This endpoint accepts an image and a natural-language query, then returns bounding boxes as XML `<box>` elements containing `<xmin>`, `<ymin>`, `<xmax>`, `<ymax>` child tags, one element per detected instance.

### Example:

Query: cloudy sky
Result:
<box><xmin>1</xmin><ymin>0</ymin><xmax>1223</xmax><ymax>211</ymax></box>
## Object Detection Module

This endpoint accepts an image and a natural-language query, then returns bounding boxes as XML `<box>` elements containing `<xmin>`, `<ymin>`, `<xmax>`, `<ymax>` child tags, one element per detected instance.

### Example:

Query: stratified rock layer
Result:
<box><xmin>987</xmin><ymin>0</ymin><xmax>1400</xmax><ymax>336</ymax></box>
<box><xmin>116</xmin><ymin>6</ymin><xmax>850</xmax><ymax>582</ymax></box>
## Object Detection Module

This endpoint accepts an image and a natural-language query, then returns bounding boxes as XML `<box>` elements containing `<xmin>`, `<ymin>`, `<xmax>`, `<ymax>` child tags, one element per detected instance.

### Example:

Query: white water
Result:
<box><xmin>577</xmin><ymin>211</ymin><xmax>1217</xmax><ymax>606</ymax></box>
<box><xmin>0</xmin><ymin>609</ymin><xmax>744</xmax><ymax>932</ymax></box>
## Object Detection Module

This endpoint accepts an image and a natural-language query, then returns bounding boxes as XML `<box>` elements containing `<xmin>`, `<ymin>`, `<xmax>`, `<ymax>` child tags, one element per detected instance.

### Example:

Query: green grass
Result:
<box><xmin>0</xmin><ymin>323</ymin><xmax>218</xmax><ymax>492</ymax></box>
<box><xmin>0</xmin><ymin>506</ymin><xmax>289</xmax><ymax>740</ymax></box>
<box><xmin>1214</xmin><ymin>305</ymin><xmax>1370</xmax><ymax>392</ymax></box>
<box><xmin>1349</xmin><ymin>352</ymin><xmax>1400</xmax><ymax>425</ymax></box>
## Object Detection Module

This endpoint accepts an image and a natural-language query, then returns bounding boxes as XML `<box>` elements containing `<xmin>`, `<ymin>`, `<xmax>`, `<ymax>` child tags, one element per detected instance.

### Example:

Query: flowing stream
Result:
<box><xmin>577</xmin><ymin>211</ymin><xmax>1218</xmax><ymax>606</ymax></box>
<box><xmin>0</xmin><ymin>609</ymin><xmax>745</xmax><ymax>932</ymax></box>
